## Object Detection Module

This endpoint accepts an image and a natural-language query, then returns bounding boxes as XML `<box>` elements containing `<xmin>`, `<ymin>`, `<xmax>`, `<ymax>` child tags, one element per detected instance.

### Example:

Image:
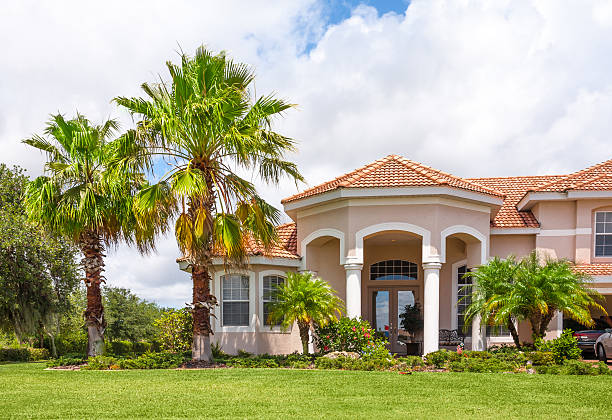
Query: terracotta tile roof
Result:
<box><xmin>573</xmin><ymin>264</ymin><xmax>612</xmax><ymax>276</ymax></box>
<box><xmin>282</xmin><ymin>155</ymin><xmax>504</xmax><ymax>204</ymax></box>
<box><xmin>177</xmin><ymin>223</ymin><xmax>299</xmax><ymax>262</ymax></box>
<box><xmin>466</xmin><ymin>175</ymin><xmax>564</xmax><ymax>228</ymax></box>
<box><xmin>532</xmin><ymin>158</ymin><xmax>612</xmax><ymax>192</ymax></box>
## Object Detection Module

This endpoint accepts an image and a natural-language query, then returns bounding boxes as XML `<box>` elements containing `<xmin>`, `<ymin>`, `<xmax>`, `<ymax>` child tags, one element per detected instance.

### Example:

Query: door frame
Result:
<box><xmin>367</xmin><ymin>285</ymin><xmax>420</xmax><ymax>353</ymax></box>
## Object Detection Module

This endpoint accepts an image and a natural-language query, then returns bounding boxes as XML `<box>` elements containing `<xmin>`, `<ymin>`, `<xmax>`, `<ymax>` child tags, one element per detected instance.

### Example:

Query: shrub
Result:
<box><xmin>237</xmin><ymin>349</ymin><xmax>253</xmax><ymax>358</ymax></box>
<box><xmin>314</xmin><ymin>355</ymin><xmax>395</xmax><ymax>371</ymax></box>
<box><xmin>448</xmin><ymin>358</ymin><xmax>517</xmax><ymax>373</ymax></box>
<box><xmin>83</xmin><ymin>356</ymin><xmax>120</xmax><ymax>370</ymax></box>
<box><xmin>396</xmin><ymin>356</ymin><xmax>425</xmax><ymax>369</ymax></box>
<box><xmin>462</xmin><ymin>351</ymin><xmax>492</xmax><ymax>360</ymax></box>
<box><xmin>535</xmin><ymin>330</ymin><xmax>581</xmax><ymax>364</ymax></box>
<box><xmin>117</xmin><ymin>352</ymin><xmax>184</xmax><ymax>369</ymax></box>
<box><xmin>492</xmin><ymin>351</ymin><xmax>527</xmax><ymax>365</ymax></box>
<box><xmin>424</xmin><ymin>350</ymin><xmax>461</xmax><ymax>368</ymax></box>
<box><xmin>0</xmin><ymin>347</ymin><xmax>49</xmax><ymax>362</ymax></box>
<box><xmin>154</xmin><ymin>308</ymin><xmax>193</xmax><ymax>353</ymax></box>
<box><xmin>54</xmin><ymin>334</ymin><xmax>87</xmax><ymax>356</ymax></box>
<box><xmin>211</xmin><ymin>341</ymin><xmax>228</xmax><ymax>359</ymax></box>
<box><xmin>314</xmin><ymin>317</ymin><xmax>384</xmax><ymax>354</ymax></box>
<box><xmin>525</xmin><ymin>351</ymin><xmax>555</xmax><ymax>366</ymax></box>
<box><xmin>488</xmin><ymin>344</ymin><xmax>521</xmax><ymax>354</ymax></box>
<box><xmin>108</xmin><ymin>340</ymin><xmax>133</xmax><ymax>356</ymax></box>
<box><xmin>132</xmin><ymin>341</ymin><xmax>154</xmax><ymax>354</ymax></box>
<box><xmin>535</xmin><ymin>364</ymin><xmax>561</xmax><ymax>375</ymax></box>
<box><xmin>28</xmin><ymin>348</ymin><xmax>50</xmax><ymax>361</ymax></box>
<box><xmin>46</xmin><ymin>356</ymin><xmax>87</xmax><ymax>368</ymax></box>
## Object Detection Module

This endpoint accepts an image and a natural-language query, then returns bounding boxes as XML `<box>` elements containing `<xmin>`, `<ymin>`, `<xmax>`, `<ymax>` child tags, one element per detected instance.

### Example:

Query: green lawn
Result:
<box><xmin>1</xmin><ymin>363</ymin><xmax>611</xmax><ymax>419</ymax></box>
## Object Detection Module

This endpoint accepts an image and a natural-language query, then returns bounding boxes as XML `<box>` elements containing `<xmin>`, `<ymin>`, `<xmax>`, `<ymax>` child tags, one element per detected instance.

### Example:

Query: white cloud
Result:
<box><xmin>4</xmin><ymin>0</ymin><xmax>612</xmax><ymax>306</ymax></box>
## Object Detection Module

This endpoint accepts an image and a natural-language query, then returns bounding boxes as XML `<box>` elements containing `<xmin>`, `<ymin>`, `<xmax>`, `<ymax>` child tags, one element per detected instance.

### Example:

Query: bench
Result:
<box><xmin>439</xmin><ymin>329</ymin><xmax>464</xmax><ymax>350</ymax></box>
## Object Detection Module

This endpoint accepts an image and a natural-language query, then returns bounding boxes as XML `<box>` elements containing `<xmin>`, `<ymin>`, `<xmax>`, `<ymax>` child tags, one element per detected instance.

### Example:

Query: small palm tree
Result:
<box><xmin>463</xmin><ymin>256</ymin><xmax>523</xmax><ymax>346</ymax></box>
<box><xmin>23</xmin><ymin>114</ymin><xmax>166</xmax><ymax>356</ymax></box>
<box><xmin>267</xmin><ymin>272</ymin><xmax>344</xmax><ymax>354</ymax></box>
<box><xmin>115</xmin><ymin>46</ymin><xmax>303</xmax><ymax>361</ymax></box>
<box><xmin>517</xmin><ymin>253</ymin><xmax>605</xmax><ymax>340</ymax></box>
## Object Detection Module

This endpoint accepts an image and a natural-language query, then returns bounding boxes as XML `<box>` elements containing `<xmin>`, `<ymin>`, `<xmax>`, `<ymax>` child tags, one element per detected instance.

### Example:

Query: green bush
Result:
<box><xmin>525</xmin><ymin>351</ymin><xmax>555</xmax><ymax>366</ymax></box>
<box><xmin>448</xmin><ymin>358</ymin><xmax>517</xmax><ymax>373</ymax></box>
<box><xmin>117</xmin><ymin>352</ymin><xmax>184</xmax><ymax>369</ymax></box>
<box><xmin>492</xmin><ymin>351</ymin><xmax>527</xmax><ymax>365</ymax></box>
<box><xmin>154</xmin><ymin>308</ymin><xmax>193</xmax><ymax>353</ymax></box>
<box><xmin>424</xmin><ymin>350</ymin><xmax>461</xmax><ymax>368</ymax></box>
<box><xmin>314</xmin><ymin>317</ymin><xmax>386</xmax><ymax>355</ymax></box>
<box><xmin>0</xmin><ymin>347</ymin><xmax>49</xmax><ymax>362</ymax></box>
<box><xmin>106</xmin><ymin>340</ymin><xmax>153</xmax><ymax>356</ymax></box>
<box><xmin>46</xmin><ymin>356</ymin><xmax>87</xmax><ymax>368</ymax></box>
<box><xmin>535</xmin><ymin>360</ymin><xmax>610</xmax><ymax>375</ymax></box>
<box><xmin>396</xmin><ymin>356</ymin><xmax>425</xmax><ymax>368</ymax></box>
<box><xmin>488</xmin><ymin>344</ymin><xmax>521</xmax><ymax>354</ymax></box>
<box><xmin>462</xmin><ymin>351</ymin><xmax>492</xmax><ymax>360</ymax></box>
<box><xmin>54</xmin><ymin>334</ymin><xmax>87</xmax><ymax>356</ymax></box>
<box><xmin>211</xmin><ymin>341</ymin><xmax>228</xmax><ymax>359</ymax></box>
<box><xmin>536</xmin><ymin>330</ymin><xmax>582</xmax><ymax>364</ymax></box>
<box><xmin>535</xmin><ymin>364</ymin><xmax>561</xmax><ymax>374</ymax></box>
<box><xmin>314</xmin><ymin>355</ymin><xmax>395</xmax><ymax>371</ymax></box>
<box><xmin>83</xmin><ymin>356</ymin><xmax>121</xmax><ymax>370</ymax></box>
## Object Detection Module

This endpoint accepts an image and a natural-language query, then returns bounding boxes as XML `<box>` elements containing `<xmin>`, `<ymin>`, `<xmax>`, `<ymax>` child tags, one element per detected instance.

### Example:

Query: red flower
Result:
<box><xmin>324</xmin><ymin>346</ymin><xmax>329</xmax><ymax>351</ymax></box>
<box><xmin>352</xmin><ymin>327</ymin><xmax>356</xmax><ymax>332</ymax></box>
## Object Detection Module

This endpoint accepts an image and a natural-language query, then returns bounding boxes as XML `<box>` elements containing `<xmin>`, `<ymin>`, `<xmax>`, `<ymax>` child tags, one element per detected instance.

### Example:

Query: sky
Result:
<box><xmin>3</xmin><ymin>0</ymin><xmax>612</xmax><ymax>307</ymax></box>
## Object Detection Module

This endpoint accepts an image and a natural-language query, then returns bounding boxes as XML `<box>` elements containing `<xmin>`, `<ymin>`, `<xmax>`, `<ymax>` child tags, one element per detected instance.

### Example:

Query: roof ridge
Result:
<box><xmin>466</xmin><ymin>174</ymin><xmax>565</xmax><ymax>181</ymax></box>
<box><xmin>396</xmin><ymin>157</ymin><xmax>505</xmax><ymax>197</ymax></box>
<box><xmin>532</xmin><ymin>157</ymin><xmax>612</xmax><ymax>192</ymax></box>
<box><xmin>337</xmin><ymin>155</ymin><xmax>394</xmax><ymax>187</ymax></box>
<box><xmin>570</xmin><ymin>172</ymin><xmax>612</xmax><ymax>189</ymax></box>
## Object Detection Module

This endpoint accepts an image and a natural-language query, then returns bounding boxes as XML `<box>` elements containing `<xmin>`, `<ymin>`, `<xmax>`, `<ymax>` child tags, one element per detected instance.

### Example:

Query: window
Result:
<box><xmin>595</xmin><ymin>212</ymin><xmax>612</xmax><ymax>257</ymax></box>
<box><xmin>456</xmin><ymin>265</ymin><xmax>509</xmax><ymax>337</ymax></box>
<box><xmin>221</xmin><ymin>274</ymin><xmax>250</xmax><ymax>326</ymax></box>
<box><xmin>370</xmin><ymin>260</ymin><xmax>418</xmax><ymax>281</ymax></box>
<box><xmin>456</xmin><ymin>265</ymin><xmax>472</xmax><ymax>335</ymax></box>
<box><xmin>262</xmin><ymin>275</ymin><xmax>284</xmax><ymax>326</ymax></box>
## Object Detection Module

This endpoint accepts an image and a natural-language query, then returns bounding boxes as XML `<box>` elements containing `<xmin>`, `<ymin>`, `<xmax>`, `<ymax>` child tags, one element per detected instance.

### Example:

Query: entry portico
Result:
<box><xmin>286</xmin><ymin>155</ymin><xmax>504</xmax><ymax>353</ymax></box>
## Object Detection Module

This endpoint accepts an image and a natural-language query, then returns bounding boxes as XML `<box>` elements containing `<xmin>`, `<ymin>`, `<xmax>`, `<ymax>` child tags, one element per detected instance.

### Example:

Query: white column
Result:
<box><xmin>423</xmin><ymin>262</ymin><xmax>442</xmax><ymax>355</ymax></box>
<box><xmin>344</xmin><ymin>261</ymin><xmax>363</xmax><ymax>318</ymax></box>
<box><xmin>471</xmin><ymin>315</ymin><xmax>486</xmax><ymax>351</ymax></box>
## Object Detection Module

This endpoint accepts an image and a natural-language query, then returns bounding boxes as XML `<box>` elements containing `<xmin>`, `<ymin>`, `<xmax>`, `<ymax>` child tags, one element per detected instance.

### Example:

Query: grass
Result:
<box><xmin>1</xmin><ymin>363</ymin><xmax>611</xmax><ymax>419</ymax></box>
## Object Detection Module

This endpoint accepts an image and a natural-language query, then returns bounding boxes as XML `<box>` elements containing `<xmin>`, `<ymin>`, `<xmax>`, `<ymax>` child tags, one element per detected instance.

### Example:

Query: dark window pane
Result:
<box><xmin>223</xmin><ymin>302</ymin><xmax>249</xmax><ymax>326</ymax></box>
<box><xmin>597</xmin><ymin>212</ymin><xmax>606</xmax><ymax>222</ymax></box>
<box><xmin>605</xmin><ymin>212</ymin><xmax>612</xmax><ymax>222</ymax></box>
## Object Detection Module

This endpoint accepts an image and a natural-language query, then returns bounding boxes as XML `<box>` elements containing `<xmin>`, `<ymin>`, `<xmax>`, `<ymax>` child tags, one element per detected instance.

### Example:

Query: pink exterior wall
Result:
<box><xmin>209</xmin><ymin>263</ymin><xmax>302</xmax><ymax>355</ymax></box>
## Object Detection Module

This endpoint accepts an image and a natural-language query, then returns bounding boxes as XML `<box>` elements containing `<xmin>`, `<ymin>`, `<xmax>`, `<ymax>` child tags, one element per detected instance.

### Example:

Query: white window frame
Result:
<box><xmin>451</xmin><ymin>260</ymin><xmax>511</xmax><ymax>340</ymax></box>
<box><xmin>213</xmin><ymin>270</ymin><xmax>256</xmax><ymax>332</ymax></box>
<box><xmin>594</xmin><ymin>211</ymin><xmax>612</xmax><ymax>257</ymax></box>
<box><xmin>258</xmin><ymin>270</ymin><xmax>290</xmax><ymax>333</ymax></box>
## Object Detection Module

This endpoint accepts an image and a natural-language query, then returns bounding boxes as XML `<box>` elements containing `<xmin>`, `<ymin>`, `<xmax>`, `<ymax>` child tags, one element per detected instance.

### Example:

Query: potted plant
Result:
<box><xmin>399</xmin><ymin>303</ymin><xmax>424</xmax><ymax>355</ymax></box>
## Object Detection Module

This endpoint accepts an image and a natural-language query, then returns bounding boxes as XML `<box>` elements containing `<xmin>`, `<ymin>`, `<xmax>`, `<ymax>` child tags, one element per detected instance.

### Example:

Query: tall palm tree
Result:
<box><xmin>463</xmin><ymin>256</ymin><xmax>522</xmax><ymax>346</ymax></box>
<box><xmin>267</xmin><ymin>272</ymin><xmax>344</xmax><ymax>354</ymax></box>
<box><xmin>115</xmin><ymin>46</ymin><xmax>303</xmax><ymax>361</ymax></box>
<box><xmin>22</xmin><ymin>114</ymin><xmax>167</xmax><ymax>356</ymax></box>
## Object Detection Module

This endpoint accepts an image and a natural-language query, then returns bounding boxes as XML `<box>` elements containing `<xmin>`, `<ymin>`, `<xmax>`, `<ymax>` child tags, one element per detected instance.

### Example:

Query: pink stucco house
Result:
<box><xmin>178</xmin><ymin>155</ymin><xmax>612</xmax><ymax>355</ymax></box>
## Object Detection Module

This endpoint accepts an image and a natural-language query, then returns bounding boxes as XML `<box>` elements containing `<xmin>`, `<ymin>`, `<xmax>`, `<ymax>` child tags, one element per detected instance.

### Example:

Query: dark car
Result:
<box><xmin>573</xmin><ymin>330</ymin><xmax>607</xmax><ymax>354</ymax></box>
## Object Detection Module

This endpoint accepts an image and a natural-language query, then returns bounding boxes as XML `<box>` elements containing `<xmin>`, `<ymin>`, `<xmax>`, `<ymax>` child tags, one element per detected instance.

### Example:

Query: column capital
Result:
<box><xmin>344</xmin><ymin>262</ymin><xmax>364</xmax><ymax>271</ymax></box>
<box><xmin>422</xmin><ymin>262</ymin><xmax>442</xmax><ymax>270</ymax></box>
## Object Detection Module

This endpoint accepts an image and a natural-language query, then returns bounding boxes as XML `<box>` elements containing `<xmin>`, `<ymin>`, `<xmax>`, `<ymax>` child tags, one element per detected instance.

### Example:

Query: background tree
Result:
<box><xmin>267</xmin><ymin>272</ymin><xmax>344</xmax><ymax>354</ymax></box>
<box><xmin>0</xmin><ymin>164</ymin><xmax>80</xmax><ymax>356</ymax></box>
<box><xmin>23</xmin><ymin>114</ymin><xmax>169</xmax><ymax>356</ymax></box>
<box><xmin>103</xmin><ymin>287</ymin><xmax>164</xmax><ymax>342</ymax></box>
<box><xmin>116</xmin><ymin>46</ymin><xmax>303</xmax><ymax>361</ymax></box>
<box><xmin>154</xmin><ymin>308</ymin><xmax>193</xmax><ymax>353</ymax></box>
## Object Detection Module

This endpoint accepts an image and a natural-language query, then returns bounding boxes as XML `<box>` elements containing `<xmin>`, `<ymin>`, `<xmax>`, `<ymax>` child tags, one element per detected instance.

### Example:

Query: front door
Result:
<box><xmin>370</xmin><ymin>287</ymin><xmax>419</xmax><ymax>353</ymax></box>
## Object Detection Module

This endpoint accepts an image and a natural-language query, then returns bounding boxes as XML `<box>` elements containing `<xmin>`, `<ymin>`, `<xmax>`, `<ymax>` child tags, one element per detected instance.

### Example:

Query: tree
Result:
<box><xmin>103</xmin><ymin>287</ymin><xmax>164</xmax><ymax>342</ymax></box>
<box><xmin>115</xmin><ymin>46</ymin><xmax>303</xmax><ymax>361</ymax></box>
<box><xmin>267</xmin><ymin>272</ymin><xmax>344</xmax><ymax>354</ymax></box>
<box><xmin>22</xmin><ymin>114</ymin><xmax>168</xmax><ymax>356</ymax></box>
<box><xmin>0</xmin><ymin>164</ymin><xmax>80</xmax><ymax>355</ymax></box>
<box><xmin>154</xmin><ymin>308</ymin><xmax>193</xmax><ymax>353</ymax></box>
<box><xmin>463</xmin><ymin>256</ymin><xmax>522</xmax><ymax>347</ymax></box>
<box><xmin>464</xmin><ymin>252</ymin><xmax>605</xmax><ymax>345</ymax></box>
<box><xmin>517</xmin><ymin>253</ymin><xmax>604</xmax><ymax>341</ymax></box>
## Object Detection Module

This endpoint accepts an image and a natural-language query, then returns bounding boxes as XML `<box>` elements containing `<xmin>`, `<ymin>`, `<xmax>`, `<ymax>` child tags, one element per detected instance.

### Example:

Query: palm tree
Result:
<box><xmin>267</xmin><ymin>272</ymin><xmax>344</xmax><ymax>354</ymax></box>
<box><xmin>115</xmin><ymin>46</ymin><xmax>303</xmax><ymax>361</ymax></box>
<box><xmin>22</xmin><ymin>114</ymin><xmax>167</xmax><ymax>356</ymax></box>
<box><xmin>464</xmin><ymin>252</ymin><xmax>606</xmax><ymax>345</ymax></box>
<box><xmin>516</xmin><ymin>252</ymin><xmax>605</xmax><ymax>341</ymax></box>
<box><xmin>463</xmin><ymin>256</ymin><xmax>523</xmax><ymax>346</ymax></box>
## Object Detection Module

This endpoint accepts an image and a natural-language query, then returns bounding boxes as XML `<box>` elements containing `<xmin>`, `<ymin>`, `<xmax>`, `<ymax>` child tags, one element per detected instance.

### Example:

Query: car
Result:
<box><xmin>595</xmin><ymin>329</ymin><xmax>612</xmax><ymax>361</ymax></box>
<box><xmin>573</xmin><ymin>330</ymin><xmax>607</xmax><ymax>355</ymax></box>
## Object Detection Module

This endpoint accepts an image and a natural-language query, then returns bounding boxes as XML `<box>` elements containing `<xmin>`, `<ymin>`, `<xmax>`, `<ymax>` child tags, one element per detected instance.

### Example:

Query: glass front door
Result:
<box><xmin>370</xmin><ymin>287</ymin><xmax>419</xmax><ymax>353</ymax></box>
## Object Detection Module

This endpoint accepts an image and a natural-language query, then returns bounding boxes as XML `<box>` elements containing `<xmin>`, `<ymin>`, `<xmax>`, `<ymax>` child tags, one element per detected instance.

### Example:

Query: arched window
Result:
<box><xmin>370</xmin><ymin>260</ymin><xmax>418</xmax><ymax>281</ymax></box>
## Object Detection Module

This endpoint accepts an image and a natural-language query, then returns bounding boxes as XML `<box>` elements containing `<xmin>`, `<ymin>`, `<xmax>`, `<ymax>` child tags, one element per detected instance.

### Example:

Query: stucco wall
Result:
<box><xmin>209</xmin><ymin>263</ymin><xmax>302</xmax><ymax>355</ymax></box>
<box><xmin>490</xmin><ymin>235</ymin><xmax>535</xmax><ymax>259</ymax></box>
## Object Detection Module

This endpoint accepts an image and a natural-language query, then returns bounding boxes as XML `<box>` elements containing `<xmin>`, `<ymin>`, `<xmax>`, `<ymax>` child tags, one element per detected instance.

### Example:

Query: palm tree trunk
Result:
<box><xmin>539</xmin><ymin>311</ymin><xmax>555</xmax><ymax>338</ymax></box>
<box><xmin>192</xmin><ymin>263</ymin><xmax>215</xmax><ymax>362</ymax></box>
<box><xmin>80</xmin><ymin>230</ymin><xmax>106</xmax><ymax>357</ymax></box>
<box><xmin>298</xmin><ymin>321</ymin><xmax>310</xmax><ymax>354</ymax></box>
<box><xmin>507</xmin><ymin>318</ymin><xmax>520</xmax><ymax>347</ymax></box>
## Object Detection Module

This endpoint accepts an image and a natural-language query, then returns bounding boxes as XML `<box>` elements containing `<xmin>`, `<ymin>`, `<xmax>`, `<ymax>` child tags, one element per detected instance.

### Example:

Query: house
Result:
<box><xmin>178</xmin><ymin>155</ymin><xmax>612</xmax><ymax>355</ymax></box>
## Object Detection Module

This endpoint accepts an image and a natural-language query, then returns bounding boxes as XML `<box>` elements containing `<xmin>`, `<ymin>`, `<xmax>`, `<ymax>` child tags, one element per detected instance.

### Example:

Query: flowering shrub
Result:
<box><xmin>314</xmin><ymin>317</ymin><xmax>388</xmax><ymax>355</ymax></box>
